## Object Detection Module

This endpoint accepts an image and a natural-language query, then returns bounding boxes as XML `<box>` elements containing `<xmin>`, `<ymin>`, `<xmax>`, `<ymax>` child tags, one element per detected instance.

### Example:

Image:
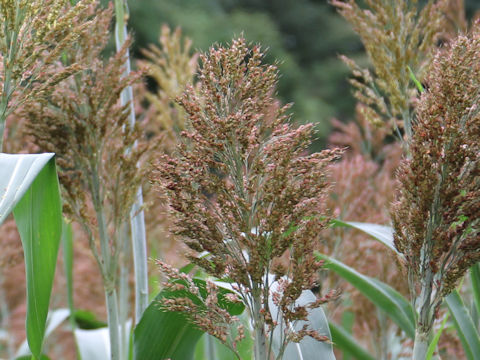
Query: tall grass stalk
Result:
<box><xmin>113</xmin><ymin>0</ymin><xmax>149</xmax><ymax>324</ymax></box>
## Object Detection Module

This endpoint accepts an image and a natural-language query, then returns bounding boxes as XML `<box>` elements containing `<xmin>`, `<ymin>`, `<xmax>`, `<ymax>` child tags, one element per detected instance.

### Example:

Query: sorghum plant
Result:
<box><xmin>392</xmin><ymin>27</ymin><xmax>480</xmax><ymax>359</ymax></box>
<box><xmin>21</xmin><ymin>3</ymin><xmax>157</xmax><ymax>359</ymax></box>
<box><xmin>153</xmin><ymin>38</ymin><xmax>342</xmax><ymax>360</ymax></box>
<box><xmin>332</xmin><ymin>0</ymin><xmax>447</xmax><ymax>141</ymax></box>
<box><xmin>139</xmin><ymin>25</ymin><xmax>198</xmax><ymax>148</ymax></box>
<box><xmin>0</xmin><ymin>0</ymin><xmax>98</xmax><ymax>150</ymax></box>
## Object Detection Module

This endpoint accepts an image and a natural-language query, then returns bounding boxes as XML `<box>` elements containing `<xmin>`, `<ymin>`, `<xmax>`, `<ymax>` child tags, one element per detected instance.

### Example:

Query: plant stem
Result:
<box><xmin>130</xmin><ymin>192</ymin><xmax>149</xmax><ymax>322</ymax></box>
<box><xmin>253</xmin><ymin>291</ymin><xmax>268</xmax><ymax>360</ymax></box>
<box><xmin>105</xmin><ymin>288</ymin><xmax>122</xmax><ymax>360</ymax></box>
<box><xmin>0</xmin><ymin>117</ymin><xmax>5</xmax><ymax>151</ymax></box>
<box><xmin>113</xmin><ymin>0</ymin><xmax>149</xmax><ymax>323</ymax></box>
<box><xmin>412</xmin><ymin>328</ymin><xmax>430</xmax><ymax>360</ymax></box>
<box><xmin>91</xmin><ymin>168</ymin><xmax>122</xmax><ymax>360</ymax></box>
<box><xmin>412</xmin><ymin>267</ymin><xmax>434</xmax><ymax>360</ymax></box>
<box><xmin>118</xmin><ymin>225</ymin><xmax>130</xmax><ymax>360</ymax></box>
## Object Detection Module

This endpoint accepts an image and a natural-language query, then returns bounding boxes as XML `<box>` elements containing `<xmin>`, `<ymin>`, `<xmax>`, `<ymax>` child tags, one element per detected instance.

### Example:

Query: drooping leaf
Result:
<box><xmin>74</xmin><ymin>327</ymin><xmax>111</xmax><ymax>360</ymax></box>
<box><xmin>315</xmin><ymin>253</ymin><xmax>415</xmax><ymax>338</ymax></box>
<box><xmin>0</xmin><ymin>153</ymin><xmax>55</xmax><ymax>224</ymax></box>
<box><xmin>134</xmin><ymin>277</ymin><xmax>245</xmax><ymax>360</ymax></box>
<box><xmin>340</xmin><ymin>309</ymin><xmax>355</xmax><ymax>360</ymax></box>
<box><xmin>329</xmin><ymin>219</ymin><xmax>398</xmax><ymax>255</ymax></box>
<box><xmin>16</xmin><ymin>309</ymin><xmax>70</xmax><ymax>358</ymax></box>
<box><xmin>74</xmin><ymin>320</ymin><xmax>131</xmax><ymax>360</ymax></box>
<box><xmin>445</xmin><ymin>290</ymin><xmax>480</xmax><ymax>360</ymax></box>
<box><xmin>269</xmin><ymin>286</ymin><xmax>336</xmax><ymax>360</ymax></box>
<box><xmin>329</xmin><ymin>321</ymin><xmax>375</xmax><ymax>360</ymax></box>
<box><xmin>10</xmin><ymin>154</ymin><xmax>62</xmax><ymax>358</ymax></box>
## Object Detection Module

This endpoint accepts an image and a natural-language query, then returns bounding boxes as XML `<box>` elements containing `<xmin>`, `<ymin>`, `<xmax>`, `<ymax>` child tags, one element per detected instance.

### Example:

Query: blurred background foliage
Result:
<box><xmin>102</xmin><ymin>0</ymin><xmax>480</xmax><ymax>148</ymax></box>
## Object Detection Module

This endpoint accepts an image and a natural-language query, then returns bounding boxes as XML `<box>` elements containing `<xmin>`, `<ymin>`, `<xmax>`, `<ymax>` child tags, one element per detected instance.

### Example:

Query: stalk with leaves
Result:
<box><xmin>113</xmin><ymin>0</ymin><xmax>149</xmax><ymax>326</ymax></box>
<box><xmin>335</xmin><ymin>0</ymin><xmax>479</xmax><ymax>358</ymax></box>
<box><xmin>153</xmin><ymin>38</ymin><xmax>342</xmax><ymax>360</ymax></box>
<box><xmin>22</xmin><ymin>3</ymin><xmax>157</xmax><ymax>359</ymax></box>
<box><xmin>392</xmin><ymin>28</ymin><xmax>480</xmax><ymax>359</ymax></box>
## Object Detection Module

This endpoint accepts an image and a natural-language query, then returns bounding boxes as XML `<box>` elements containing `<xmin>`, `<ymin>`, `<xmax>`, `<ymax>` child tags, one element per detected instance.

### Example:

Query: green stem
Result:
<box><xmin>105</xmin><ymin>288</ymin><xmax>122</xmax><ymax>360</ymax></box>
<box><xmin>0</xmin><ymin>117</ymin><xmax>5</xmax><ymax>151</ymax></box>
<box><xmin>91</xmin><ymin>167</ymin><xmax>122</xmax><ymax>360</ymax></box>
<box><xmin>113</xmin><ymin>0</ymin><xmax>149</xmax><ymax>323</ymax></box>
<box><xmin>412</xmin><ymin>328</ymin><xmax>431</xmax><ymax>360</ymax></box>
<box><xmin>118</xmin><ymin>224</ymin><xmax>130</xmax><ymax>360</ymax></box>
<box><xmin>253</xmin><ymin>291</ymin><xmax>267</xmax><ymax>360</ymax></box>
<box><xmin>413</xmin><ymin>270</ymin><xmax>434</xmax><ymax>360</ymax></box>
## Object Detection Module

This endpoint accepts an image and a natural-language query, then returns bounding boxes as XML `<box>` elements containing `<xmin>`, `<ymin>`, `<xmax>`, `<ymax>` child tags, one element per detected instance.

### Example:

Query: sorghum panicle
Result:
<box><xmin>22</xmin><ymin>3</ymin><xmax>157</xmax><ymax>268</ymax></box>
<box><xmin>392</xmin><ymin>25</ymin><xmax>480</xmax><ymax>319</ymax></box>
<box><xmin>0</xmin><ymin>0</ymin><xmax>98</xmax><ymax>117</ymax></box>
<box><xmin>154</xmin><ymin>38</ymin><xmax>342</xmax><ymax>354</ymax></box>
<box><xmin>332</xmin><ymin>0</ymin><xmax>448</xmax><ymax>137</ymax></box>
<box><xmin>138</xmin><ymin>25</ymin><xmax>198</xmax><ymax>149</ymax></box>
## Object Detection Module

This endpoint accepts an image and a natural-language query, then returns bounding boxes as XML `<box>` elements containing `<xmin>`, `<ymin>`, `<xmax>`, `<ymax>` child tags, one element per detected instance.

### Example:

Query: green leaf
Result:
<box><xmin>10</xmin><ymin>154</ymin><xmax>62</xmax><ymax>358</ymax></box>
<box><xmin>74</xmin><ymin>320</ymin><xmax>131</xmax><ymax>360</ymax></box>
<box><xmin>445</xmin><ymin>290</ymin><xmax>480</xmax><ymax>360</ymax></box>
<box><xmin>194</xmin><ymin>314</ymin><xmax>253</xmax><ymax>360</ymax></box>
<box><xmin>329</xmin><ymin>220</ymin><xmax>399</xmax><ymax>255</ymax></box>
<box><xmin>16</xmin><ymin>309</ymin><xmax>70</xmax><ymax>358</ymax></box>
<box><xmin>270</xmin><ymin>287</ymin><xmax>336</xmax><ymax>360</ymax></box>
<box><xmin>134</xmin><ymin>278</ymin><xmax>245</xmax><ymax>360</ymax></box>
<box><xmin>134</xmin><ymin>304</ymin><xmax>203</xmax><ymax>360</ymax></box>
<box><xmin>425</xmin><ymin>313</ymin><xmax>449</xmax><ymax>360</ymax></box>
<box><xmin>340</xmin><ymin>309</ymin><xmax>355</xmax><ymax>360</ymax></box>
<box><xmin>73</xmin><ymin>310</ymin><xmax>108</xmax><ymax>330</ymax></box>
<box><xmin>329</xmin><ymin>321</ymin><xmax>375</xmax><ymax>360</ymax></box>
<box><xmin>315</xmin><ymin>252</ymin><xmax>415</xmax><ymax>338</ymax></box>
<box><xmin>0</xmin><ymin>153</ymin><xmax>55</xmax><ymax>224</ymax></box>
<box><xmin>74</xmin><ymin>327</ymin><xmax>111</xmax><ymax>360</ymax></box>
<box><xmin>407</xmin><ymin>65</ymin><xmax>425</xmax><ymax>93</ymax></box>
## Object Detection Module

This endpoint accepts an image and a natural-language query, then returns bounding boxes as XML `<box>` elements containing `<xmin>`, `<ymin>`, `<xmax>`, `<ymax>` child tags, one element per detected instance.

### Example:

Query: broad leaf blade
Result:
<box><xmin>134</xmin><ymin>278</ymin><xmax>244</xmax><ymax>360</ymax></box>
<box><xmin>74</xmin><ymin>327</ymin><xmax>111</xmax><ymax>360</ymax></box>
<box><xmin>16</xmin><ymin>309</ymin><xmax>70</xmax><ymax>358</ymax></box>
<box><xmin>270</xmin><ymin>287</ymin><xmax>336</xmax><ymax>360</ymax></box>
<box><xmin>329</xmin><ymin>321</ymin><xmax>375</xmax><ymax>360</ymax></box>
<box><xmin>74</xmin><ymin>320</ymin><xmax>131</xmax><ymax>360</ymax></box>
<box><xmin>0</xmin><ymin>153</ymin><xmax>54</xmax><ymax>224</ymax></box>
<box><xmin>12</xmin><ymin>155</ymin><xmax>62</xmax><ymax>358</ymax></box>
<box><xmin>445</xmin><ymin>290</ymin><xmax>480</xmax><ymax>360</ymax></box>
<box><xmin>329</xmin><ymin>220</ymin><xmax>398</xmax><ymax>255</ymax></box>
<box><xmin>315</xmin><ymin>253</ymin><xmax>415</xmax><ymax>338</ymax></box>
<box><xmin>134</xmin><ymin>305</ymin><xmax>203</xmax><ymax>360</ymax></box>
